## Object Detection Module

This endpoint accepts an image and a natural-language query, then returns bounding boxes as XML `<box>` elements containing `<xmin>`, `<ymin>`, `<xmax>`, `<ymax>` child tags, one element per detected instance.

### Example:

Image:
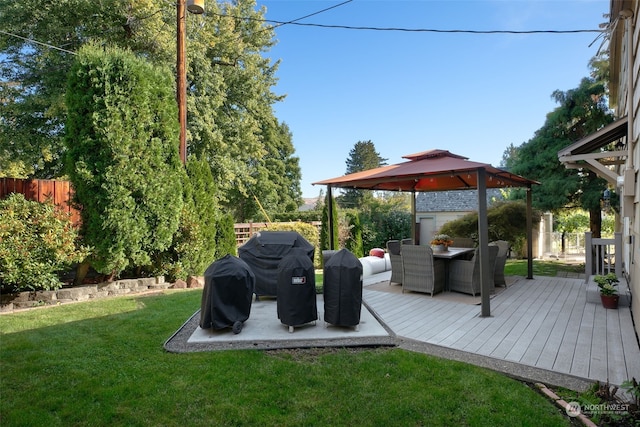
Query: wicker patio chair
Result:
<box><xmin>448</xmin><ymin>245</ymin><xmax>498</xmax><ymax>296</ymax></box>
<box><xmin>401</xmin><ymin>245</ymin><xmax>445</xmax><ymax>296</ymax></box>
<box><xmin>386</xmin><ymin>240</ymin><xmax>403</xmax><ymax>285</ymax></box>
<box><xmin>490</xmin><ymin>240</ymin><xmax>510</xmax><ymax>287</ymax></box>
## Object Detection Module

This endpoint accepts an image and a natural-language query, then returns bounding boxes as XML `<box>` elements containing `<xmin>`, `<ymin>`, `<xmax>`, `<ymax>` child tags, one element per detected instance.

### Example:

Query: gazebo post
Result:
<box><xmin>477</xmin><ymin>167</ymin><xmax>491</xmax><ymax>317</ymax></box>
<box><xmin>411</xmin><ymin>189</ymin><xmax>417</xmax><ymax>244</ymax></box>
<box><xmin>526</xmin><ymin>184</ymin><xmax>533</xmax><ymax>279</ymax></box>
<box><xmin>327</xmin><ymin>186</ymin><xmax>335</xmax><ymax>250</ymax></box>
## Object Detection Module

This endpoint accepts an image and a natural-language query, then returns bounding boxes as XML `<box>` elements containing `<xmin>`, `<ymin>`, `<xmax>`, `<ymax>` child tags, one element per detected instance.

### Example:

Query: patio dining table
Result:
<box><xmin>431</xmin><ymin>246</ymin><xmax>475</xmax><ymax>260</ymax></box>
<box><xmin>432</xmin><ymin>246</ymin><xmax>476</xmax><ymax>290</ymax></box>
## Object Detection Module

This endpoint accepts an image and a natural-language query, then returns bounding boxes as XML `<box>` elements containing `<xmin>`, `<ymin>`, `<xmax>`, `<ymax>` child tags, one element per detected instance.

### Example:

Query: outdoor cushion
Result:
<box><xmin>369</xmin><ymin>248</ymin><xmax>385</xmax><ymax>258</ymax></box>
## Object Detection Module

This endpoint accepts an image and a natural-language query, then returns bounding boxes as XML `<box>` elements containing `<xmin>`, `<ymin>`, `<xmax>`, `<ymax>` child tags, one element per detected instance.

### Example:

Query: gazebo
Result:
<box><xmin>313</xmin><ymin>149</ymin><xmax>539</xmax><ymax>316</ymax></box>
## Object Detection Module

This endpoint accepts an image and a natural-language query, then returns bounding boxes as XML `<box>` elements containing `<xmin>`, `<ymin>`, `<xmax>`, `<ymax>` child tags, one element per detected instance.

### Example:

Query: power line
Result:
<box><xmin>211</xmin><ymin>13</ymin><xmax>603</xmax><ymax>35</ymax></box>
<box><xmin>269</xmin><ymin>0</ymin><xmax>353</xmax><ymax>30</ymax></box>
<box><xmin>0</xmin><ymin>30</ymin><xmax>76</xmax><ymax>55</ymax></box>
<box><xmin>265</xmin><ymin>21</ymin><xmax>602</xmax><ymax>35</ymax></box>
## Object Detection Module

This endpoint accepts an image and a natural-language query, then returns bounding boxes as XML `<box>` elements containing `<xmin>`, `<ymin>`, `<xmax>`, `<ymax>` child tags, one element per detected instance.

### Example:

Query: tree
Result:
<box><xmin>225</xmin><ymin>121</ymin><xmax>302</xmax><ymax>221</ymax></box>
<box><xmin>215</xmin><ymin>213</ymin><xmax>238</xmax><ymax>258</ymax></box>
<box><xmin>320</xmin><ymin>192</ymin><xmax>339</xmax><ymax>251</ymax></box>
<box><xmin>358</xmin><ymin>197</ymin><xmax>411</xmax><ymax>251</ymax></box>
<box><xmin>337</xmin><ymin>140</ymin><xmax>387</xmax><ymax>209</ymax></box>
<box><xmin>0</xmin><ymin>0</ymin><xmax>170</xmax><ymax>178</ymax></box>
<box><xmin>65</xmin><ymin>44</ymin><xmax>183</xmax><ymax>278</ymax></box>
<box><xmin>500</xmin><ymin>143</ymin><xmax>520</xmax><ymax>169</ymax></box>
<box><xmin>344</xmin><ymin>210</ymin><xmax>364</xmax><ymax>257</ymax></box>
<box><xmin>509</xmin><ymin>59</ymin><xmax>613</xmax><ymax>237</ymax></box>
<box><xmin>439</xmin><ymin>201</ymin><xmax>542</xmax><ymax>258</ymax></box>
<box><xmin>0</xmin><ymin>0</ymin><xmax>299</xmax><ymax>222</ymax></box>
<box><xmin>151</xmin><ymin>156</ymin><xmax>219</xmax><ymax>281</ymax></box>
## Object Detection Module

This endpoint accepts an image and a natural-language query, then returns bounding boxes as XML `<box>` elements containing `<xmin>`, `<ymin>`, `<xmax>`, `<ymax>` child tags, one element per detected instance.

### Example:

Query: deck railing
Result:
<box><xmin>584</xmin><ymin>231</ymin><xmax>622</xmax><ymax>280</ymax></box>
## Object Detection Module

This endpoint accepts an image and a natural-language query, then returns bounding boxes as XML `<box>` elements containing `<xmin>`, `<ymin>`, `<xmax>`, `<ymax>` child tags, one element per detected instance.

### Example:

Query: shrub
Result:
<box><xmin>320</xmin><ymin>193</ymin><xmax>339</xmax><ymax>251</ymax></box>
<box><xmin>359</xmin><ymin>201</ymin><xmax>412</xmax><ymax>251</ymax></box>
<box><xmin>215</xmin><ymin>213</ymin><xmax>237</xmax><ymax>259</ymax></box>
<box><xmin>0</xmin><ymin>194</ymin><xmax>88</xmax><ymax>292</ymax></box>
<box><xmin>344</xmin><ymin>210</ymin><xmax>364</xmax><ymax>257</ymax></box>
<box><xmin>66</xmin><ymin>44</ymin><xmax>183</xmax><ymax>278</ymax></box>
<box><xmin>149</xmin><ymin>157</ymin><xmax>220</xmax><ymax>281</ymax></box>
<box><xmin>266</xmin><ymin>222</ymin><xmax>321</xmax><ymax>267</ymax></box>
<box><xmin>439</xmin><ymin>201</ymin><xmax>542</xmax><ymax>256</ymax></box>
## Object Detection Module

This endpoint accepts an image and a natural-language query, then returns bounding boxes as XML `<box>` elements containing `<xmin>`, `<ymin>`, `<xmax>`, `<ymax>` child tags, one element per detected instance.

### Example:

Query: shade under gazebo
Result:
<box><xmin>313</xmin><ymin>149</ymin><xmax>539</xmax><ymax>317</ymax></box>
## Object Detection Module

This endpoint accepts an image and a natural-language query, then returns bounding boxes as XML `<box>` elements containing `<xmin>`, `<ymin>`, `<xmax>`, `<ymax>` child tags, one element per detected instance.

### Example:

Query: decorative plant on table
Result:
<box><xmin>594</xmin><ymin>272</ymin><xmax>619</xmax><ymax>309</ymax></box>
<box><xmin>431</xmin><ymin>234</ymin><xmax>453</xmax><ymax>251</ymax></box>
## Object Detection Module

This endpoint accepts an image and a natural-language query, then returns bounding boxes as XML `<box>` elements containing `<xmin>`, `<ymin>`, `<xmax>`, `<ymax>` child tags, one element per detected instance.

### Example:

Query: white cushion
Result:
<box><xmin>359</xmin><ymin>255</ymin><xmax>389</xmax><ymax>277</ymax></box>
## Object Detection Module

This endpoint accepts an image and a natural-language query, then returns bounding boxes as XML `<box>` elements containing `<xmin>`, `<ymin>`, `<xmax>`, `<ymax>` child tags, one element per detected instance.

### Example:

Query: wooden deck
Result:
<box><xmin>363</xmin><ymin>275</ymin><xmax>640</xmax><ymax>386</ymax></box>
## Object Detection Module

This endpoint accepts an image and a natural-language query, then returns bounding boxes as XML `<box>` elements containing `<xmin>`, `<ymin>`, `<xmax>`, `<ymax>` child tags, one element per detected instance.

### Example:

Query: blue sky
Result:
<box><xmin>256</xmin><ymin>0</ymin><xmax>609</xmax><ymax>198</ymax></box>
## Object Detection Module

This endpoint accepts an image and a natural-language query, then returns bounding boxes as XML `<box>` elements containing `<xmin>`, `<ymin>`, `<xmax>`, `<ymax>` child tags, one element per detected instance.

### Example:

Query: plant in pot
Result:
<box><xmin>430</xmin><ymin>234</ymin><xmax>453</xmax><ymax>252</ymax></box>
<box><xmin>594</xmin><ymin>273</ymin><xmax>619</xmax><ymax>309</ymax></box>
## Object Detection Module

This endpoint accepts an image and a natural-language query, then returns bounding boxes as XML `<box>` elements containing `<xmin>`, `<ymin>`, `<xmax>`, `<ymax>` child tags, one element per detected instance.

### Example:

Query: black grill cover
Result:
<box><xmin>276</xmin><ymin>249</ymin><xmax>318</xmax><ymax>327</ymax></box>
<box><xmin>323</xmin><ymin>249</ymin><xmax>363</xmax><ymax>327</ymax></box>
<box><xmin>199</xmin><ymin>255</ymin><xmax>255</xmax><ymax>330</ymax></box>
<box><xmin>238</xmin><ymin>231</ymin><xmax>315</xmax><ymax>297</ymax></box>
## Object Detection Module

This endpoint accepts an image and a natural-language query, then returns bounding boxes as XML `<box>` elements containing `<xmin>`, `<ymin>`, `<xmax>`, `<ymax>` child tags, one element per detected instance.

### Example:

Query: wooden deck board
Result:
<box><xmin>536</xmin><ymin>281</ymin><xmax>581</xmax><ymax>370</ymax></box>
<box><xmin>605</xmin><ymin>308</ymin><xmax>627</xmax><ymax>385</ymax></box>
<box><xmin>483</xmin><ymin>279</ymin><xmax>549</xmax><ymax>358</ymax></box>
<box><xmin>553</xmin><ymin>282</ymin><xmax>587</xmax><ymax>373</ymax></box>
<box><xmin>519</xmin><ymin>279</ymin><xmax>572</xmax><ymax>366</ymax></box>
<box><xmin>363</xmin><ymin>274</ymin><xmax>640</xmax><ymax>386</ymax></box>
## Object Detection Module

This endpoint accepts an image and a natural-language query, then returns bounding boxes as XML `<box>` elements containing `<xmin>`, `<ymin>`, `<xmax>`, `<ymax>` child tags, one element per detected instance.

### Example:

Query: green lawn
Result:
<box><xmin>0</xmin><ymin>290</ymin><xmax>571</xmax><ymax>426</ymax></box>
<box><xmin>504</xmin><ymin>259</ymin><xmax>585</xmax><ymax>277</ymax></box>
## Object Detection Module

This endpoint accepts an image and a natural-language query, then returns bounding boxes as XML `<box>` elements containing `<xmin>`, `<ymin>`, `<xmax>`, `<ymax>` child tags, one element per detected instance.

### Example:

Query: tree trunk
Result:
<box><xmin>589</xmin><ymin>205</ymin><xmax>602</xmax><ymax>274</ymax></box>
<box><xmin>73</xmin><ymin>261</ymin><xmax>90</xmax><ymax>286</ymax></box>
<box><xmin>589</xmin><ymin>205</ymin><xmax>602</xmax><ymax>238</ymax></box>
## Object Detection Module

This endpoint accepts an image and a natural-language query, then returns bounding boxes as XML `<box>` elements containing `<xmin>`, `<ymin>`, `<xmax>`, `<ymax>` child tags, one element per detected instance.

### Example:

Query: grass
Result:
<box><xmin>0</xmin><ymin>290</ymin><xmax>571</xmax><ymax>426</ymax></box>
<box><xmin>504</xmin><ymin>259</ymin><xmax>585</xmax><ymax>277</ymax></box>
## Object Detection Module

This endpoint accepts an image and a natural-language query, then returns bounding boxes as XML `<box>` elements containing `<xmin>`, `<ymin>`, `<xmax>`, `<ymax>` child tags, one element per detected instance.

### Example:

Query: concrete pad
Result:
<box><xmin>187</xmin><ymin>294</ymin><xmax>390</xmax><ymax>344</ymax></box>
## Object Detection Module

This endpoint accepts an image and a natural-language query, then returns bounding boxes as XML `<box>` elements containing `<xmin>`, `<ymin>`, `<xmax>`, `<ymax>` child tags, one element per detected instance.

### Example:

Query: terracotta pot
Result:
<box><xmin>600</xmin><ymin>294</ymin><xmax>619</xmax><ymax>309</ymax></box>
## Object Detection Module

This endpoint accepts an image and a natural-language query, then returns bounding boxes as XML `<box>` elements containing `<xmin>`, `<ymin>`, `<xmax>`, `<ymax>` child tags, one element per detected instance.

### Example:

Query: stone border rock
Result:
<box><xmin>0</xmin><ymin>276</ymin><xmax>204</xmax><ymax>313</ymax></box>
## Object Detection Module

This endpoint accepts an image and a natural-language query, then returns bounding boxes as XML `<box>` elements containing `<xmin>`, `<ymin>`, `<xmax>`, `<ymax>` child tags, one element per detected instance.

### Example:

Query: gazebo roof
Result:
<box><xmin>313</xmin><ymin>149</ymin><xmax>538</xmax><ymax>191</ymax></box>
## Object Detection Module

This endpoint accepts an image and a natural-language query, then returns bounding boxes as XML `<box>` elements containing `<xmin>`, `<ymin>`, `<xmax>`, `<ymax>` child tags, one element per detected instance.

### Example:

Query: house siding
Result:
<box><xmin>416</xmin><ymin>188</ymin><xmax>504</xmax><ymax>212</ymax></box>
<box><xmin>611</xmin><ymin>0</ymin><xmax>640</xmax><ymax>337</ymax></box>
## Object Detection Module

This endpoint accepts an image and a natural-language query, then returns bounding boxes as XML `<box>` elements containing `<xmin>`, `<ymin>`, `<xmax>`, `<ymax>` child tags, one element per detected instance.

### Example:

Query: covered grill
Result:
<box><xmin>238</xmin><ymin>231</ymin><xmax>315</xmax><ymax>297</ymax></box>
<box><xmin>276</xmin><ymin>248</ymin><xmax>318</xmax><ymax>332</ymax></box>
<box><xmin>199</xmin><ymin>255</ymin><xmax>255</xmax><ymax>334</ymax></box>
<box><xmin>322</xmin><ymin>249</ymin><xmax>363</xmax><ymax>328</ymax></box>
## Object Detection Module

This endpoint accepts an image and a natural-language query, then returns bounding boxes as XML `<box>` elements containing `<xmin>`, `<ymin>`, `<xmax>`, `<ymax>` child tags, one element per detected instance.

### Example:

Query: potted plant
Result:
<box><xmin>594</xmin><ymin>273</ymin><xmax>619</xmax><ymax>309</ymax></box>
<box><xmin>431</xmin><ymin>234</ymin><xmax>453</xmax><ymax>252</ymax></box>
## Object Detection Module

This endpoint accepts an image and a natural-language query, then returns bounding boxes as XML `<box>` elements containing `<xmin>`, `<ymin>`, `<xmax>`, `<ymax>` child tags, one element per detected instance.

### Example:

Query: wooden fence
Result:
<box><xmin>234</xmin><ymin>221</ymin><xmax>322</xmax><ymax>247</ymax></box>
<box><xmin>0</xmin><ymin>177</ymin><xmax>81</xmax><ymax>224</ymax></box>
<box><xmin>1</xmin><ymin>178</ymin><xmax>319</xmax><ymax>245</ymax></box>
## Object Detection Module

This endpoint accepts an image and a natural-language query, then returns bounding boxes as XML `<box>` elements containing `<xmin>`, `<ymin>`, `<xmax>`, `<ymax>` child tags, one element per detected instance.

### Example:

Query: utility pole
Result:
<box><xmin>176</xmin><ymin>0</ymin><xmax>204</xmax><ymax>164</ymax></box>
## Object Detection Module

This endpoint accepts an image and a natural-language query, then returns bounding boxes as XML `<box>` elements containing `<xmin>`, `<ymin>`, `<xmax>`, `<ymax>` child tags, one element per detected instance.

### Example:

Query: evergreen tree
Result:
<box><xmin>510</xmin><ymin>72</ymin><xmax>612</xmax><ymax>236</ymax></box>
<box><xmin>155</xmin><ymin>156</ymin><xmax>219</xmax><ymax>280</ymax></box>
<box><xmin>338</xmin><ymin>140</ymin><xmax>387</xmax><ymax>208</ymax></box>
<box><xmin>226</xmin><ymin>121</ymin><xmax>302</xmax><ymax>221</ymax></box>
<box><xmin>65</xmin><ymin>44</ymin><xmax>183</xmax><ymax>277</ymax></box>
<box><xmin>320</xmin><ymin>192</ymin><xmax>339</xmax><ymax>251</ymax></box>
<box><xmin>0</xmin><ymin>0</ymin><xmax>299</xmax><ymax>221</ymax></box>
<box><xmin>345</xmin><ymin>211</ymin><xmax>364</xmax><ymax>257</ymax></box>
<box><xmin>215</xmin><ymin>213</ymin><xmax>238</xmax><ymax>258</ymax></box>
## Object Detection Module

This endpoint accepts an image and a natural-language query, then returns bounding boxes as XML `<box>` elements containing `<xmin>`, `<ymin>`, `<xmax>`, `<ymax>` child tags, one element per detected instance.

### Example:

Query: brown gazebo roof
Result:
<box><xmin>313</xmin><ymin>149</ymin><xmax>538</xmax><ymax>191</ymax></box>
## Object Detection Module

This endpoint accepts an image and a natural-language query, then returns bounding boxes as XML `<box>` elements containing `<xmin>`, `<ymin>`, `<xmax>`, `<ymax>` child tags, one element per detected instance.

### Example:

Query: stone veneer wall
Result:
<box><xmin>0</xmin><ymin>276</ymin><xmax>204</xmax><ymax>313</ymax></box>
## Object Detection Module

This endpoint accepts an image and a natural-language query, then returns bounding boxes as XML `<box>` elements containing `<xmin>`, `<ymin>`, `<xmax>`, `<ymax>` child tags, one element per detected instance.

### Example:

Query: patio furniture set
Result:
<box><xmin>386</xmin><ymin>239</ymin><xmax>510</xmax><ymax>297</ymax></box>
